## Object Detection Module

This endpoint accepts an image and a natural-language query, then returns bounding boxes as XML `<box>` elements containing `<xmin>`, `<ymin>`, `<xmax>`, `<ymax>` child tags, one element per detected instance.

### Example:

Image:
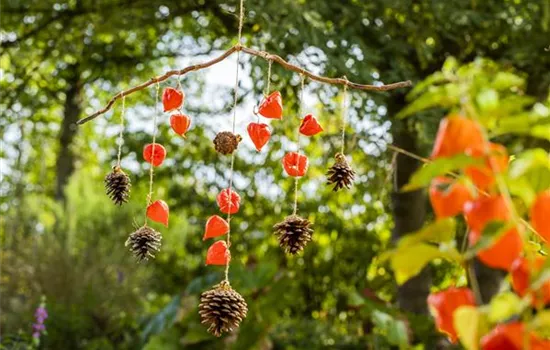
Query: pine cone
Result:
<box><xmin>326</xmin><ymin>153</ymin><xmax>355</xmax><ymax>191</ymax></box>
<box><xmin>125</xmin><ymin>226</ymin><xmax>162</xmax><ymax>262</ymax></box>
<box><xmin>105</xmin><ymin>166</ymin><xmax>131</xmax><ymax>205</ymax></box>
<box><xmin>273</xmin><ymin>215</ymin><xmax>313</xmax><ymax>254</ymax></box>
<box><xmin>198</xmin><ymin>280</ymin><xmax>248</xmax><ymax>337</ymax></box>
<box><xmin>213</xmin><ymin>131</ymin><xmax>242</xmax><ymax>155</ymax></box>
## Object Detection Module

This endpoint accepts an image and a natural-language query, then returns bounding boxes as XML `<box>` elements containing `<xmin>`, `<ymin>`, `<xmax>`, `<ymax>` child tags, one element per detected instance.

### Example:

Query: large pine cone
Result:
<box><xmin>125</xmin><ymin>226</ymin><xmax>162</xmax><ymax>262</ymax></box>
<box><xmin>273</xmin><ymin>215</ymin><xmax>313</xmax><ymax>254</ymax></box>
<box><xmin>326</xmin><ymin>153</ymin><xmax>355</xmax><ymax>191</ymax></box>
<box><xmin>105</xmin><ymin>166</ymin><xmax>131</xmax><ymax>205</ymax></box>
<box><xmin>198</xmin><ymin>280</ymin><xmax>248</xmax><ymax>337</ymax></box>
<box><xmin>213</xmin><ymin>131</ymin><xmax>242</xmax><ymax>155</ymax></box>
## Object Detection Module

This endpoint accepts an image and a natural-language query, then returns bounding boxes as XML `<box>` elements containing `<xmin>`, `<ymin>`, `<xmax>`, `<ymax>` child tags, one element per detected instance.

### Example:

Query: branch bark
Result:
<box><xmin>77</xmin><ymin>44</ymin><xmax>413</xmax><ymax>125</ymax></box>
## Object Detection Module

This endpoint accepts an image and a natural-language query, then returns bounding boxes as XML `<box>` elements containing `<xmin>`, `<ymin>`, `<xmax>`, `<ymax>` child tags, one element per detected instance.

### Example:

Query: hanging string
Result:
<box><xmin>257</xmin><ymin>59</ymin><xmax>273</xmax><ymax>122</ymax></box>
<box><xmin>145</xmin><ymin>83</ymin><xmax>160</xmax><ymax>224</ymax></box>
<box><xmin>224</xmin><ymin>0</ymin><xmax>246</xmax><ymax>283</ymax></box>
<box><xmin>340</xmin><ymin>78</ymin><xmax>349</xmax><ymax>155</ymax></box>
<box><xmin>265</xmin><ymin>59</ymin><xmax>273</xmax><ymax>96</ymax></box>
<box><xmin>293</xmin><ymin>74</ymin><xmax>306</xmax><ymax>216</ymax></box>
<box><xmin>116</xmin><ymin>96</ymin><xmax>126</xmax><ymax>167</ymax></box>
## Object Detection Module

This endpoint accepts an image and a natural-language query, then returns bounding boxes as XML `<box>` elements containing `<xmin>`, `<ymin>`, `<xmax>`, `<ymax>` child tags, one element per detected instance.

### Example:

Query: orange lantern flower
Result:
<box><xmin>206</xmin><ymin>240</ymin><xmax>230</xmax><ymax>265</ymax></box>
<box><xmin>282</xmin><ymin>152</ymin><xmax>308</xmax><ymax>177</ymax></box>
<box><xmin>468</xmin><ymin>228</ymin><xmax>522</xmax><ymax>270</ymax></box>
<box><xmin>146</xmin><ymin>200</ymin><xmax>169</xmax><ymax>227</ymax></box>
<box><xmin>170</xmin><ymin>113</ymin><xmax>191</xmax><ymax>137</ymax></box>
<box><xmin>465</xmin><ymin>142</ymin><xmax>508</xmax><ymax>191</ymax></box>
<box><xmin>216</xmin><ymin>188</ymin><xmax>241</xmax><ymax>215</ymax></box>
<box><xmin>481</xmin><ymin>322</ymin><xmax>550</xmax><ymax>350</ymax></box>
<box><xmin>299</xmin><ymin>114</ymin><xmax>323</xmax><ymax>136</ymax></box>
<box><xmin>530</xmin><ymin>190</ymin><xmax>550</xmax><ymax>242</ymax></box>
<box><xmin>143</xmin><ymin>143</ymin><xmax>167</xmax><ymax>167</ymax></box>
<box><xmin>247</xmin><ymin>122</ymin><xmax>271</xmax><ymax>151</ymax></box>
<box><xmin>463</xmin><ymin>195</ymin><xmax>511</xmax><ymax>232</ymax></box>
<box><xmin>429</xmin><ymin>176</ymin><xmax>473</xmax><ymax>218</ymax></box>
<box><xmin>258</xmin><ymin>91</ymin><xmax>283</xmax><ymax>119</ymax></box>
<box><xmin>427</xmin><ymin>287</ymin><xmax>476</xmax><ymax>343</ymax></box>
<box><xmin>431</xmin><ymin>114</ymin><xmax>485</xmax><ymax>159</ymax></box>
<box><xmin>510</xmin><ymin>256</ymin><xmax>550</xmax><ymax>307</ymax></box>
<box><xmin>162</xmin><ymin>87</ymin><xmax>184</xmax><ymax>112</ymax></box>
<box><xmin>203</xmin><ymin>215</ymin><xmax>230</xmax><ymax>240</ymax></box>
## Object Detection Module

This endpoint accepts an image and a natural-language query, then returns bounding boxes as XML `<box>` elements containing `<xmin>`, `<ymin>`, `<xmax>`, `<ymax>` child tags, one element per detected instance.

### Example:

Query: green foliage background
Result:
<box><xmin>1</xmin><ymin>0</ymin><xmax>549</xmax><ymax>349</ymax></box>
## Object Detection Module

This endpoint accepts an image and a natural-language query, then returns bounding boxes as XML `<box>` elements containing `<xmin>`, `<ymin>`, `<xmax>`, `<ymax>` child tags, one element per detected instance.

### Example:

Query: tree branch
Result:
<box><xmin>77</xmin><ymin>44</ymin><xmax>413</xmax><ymax>125</ymax></box>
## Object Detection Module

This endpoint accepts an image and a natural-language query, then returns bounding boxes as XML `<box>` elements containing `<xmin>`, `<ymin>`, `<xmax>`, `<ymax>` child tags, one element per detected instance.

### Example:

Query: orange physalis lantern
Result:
<box><xmin>258</xmin><ymin>91</ymin><xmax>283</xmax><ymax>119</ymax></box>
<box><xmin>431</xmin><ymin>114</ymin><xmax>485</xmax><ymax>159</ymax></box>
<box><xmin>162</xmin><ymin>87</ymin><xmax>184</xmax><ymax>112</ymax></box>
<box><xmin>143</xmin><ymin>143</ymin><xmax>167</xmax><ymax>167</ymax></box>
<box><xmin>206</xmin><ymin>240</ymin><xmax>230</xmax><ymax>265</ymax></box>
<box><xmin>429</xmin><ymin>176</ymin><xmax>473</xmax><ymax>219</ymax></box>
<box><xmin>146</xmin><ymin>200</ymin><xmax>169</xmax><ymax>227</ymax></box>
<box><xmin>427</xmin><ymin>287</ymin><xmax>476</xmax><ymax>343</ymax></box>
<box><xmin>282</xmin><ymin>152</ymin><xmax>308</xmax><ymax>177</ymax></box>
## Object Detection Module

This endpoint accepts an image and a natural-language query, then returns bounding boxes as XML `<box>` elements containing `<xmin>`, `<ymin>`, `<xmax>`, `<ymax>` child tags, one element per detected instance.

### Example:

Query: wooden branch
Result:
<box><xmin>77</xmin><ymin>45</ymin><xmax>413</xmax><ymax>125</ymax></box>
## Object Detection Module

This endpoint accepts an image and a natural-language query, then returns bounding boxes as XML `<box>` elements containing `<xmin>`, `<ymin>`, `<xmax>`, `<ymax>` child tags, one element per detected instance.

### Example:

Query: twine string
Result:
<box><xmin>293</xmin><ymin>75</ymin><xmax>306</xmax><ymax>216</ymax></box>
<box><xmin>144</xmin><ymin>83</ymin><xmax>160</xmax><ymax>224</ymax></box>
<box><xmin>224</xmin><ymin>0</ymin><xmax>245</xmax><ymax>283</ymax></box>
<box><xmin>341</xmin><ymin>78</ymin><xmax>349</xmax><ymax>155</ymax></box>
<box><xmin>116</xmin><ymin>96</ymin><xmax>126</xmax><ymax>167</ymax></box>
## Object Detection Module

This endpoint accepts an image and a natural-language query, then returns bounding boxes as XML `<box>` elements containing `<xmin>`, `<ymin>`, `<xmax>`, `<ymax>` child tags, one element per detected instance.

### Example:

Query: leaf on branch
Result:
<box><xmin>397</xmin><ymin>218</ymin><xmax>457</xmax><ymax>248</ymax></box>
<box><xmin>387</xmin><ymin>243</ymin><xmax>462</xmax><ymax>285</ymax></box>
<box><xmin>397</xmin><ymin>83</ymin><xmax>460</xmax><ymax>119</ymax></box>
<box><xmin>371</xmin><ymin>310</ymin><xmax>410</xmax><ymax>348</ymax></box>
<box><xmin>402</xmin><ymin>154</ymin><xmax>480</xmax><ymax>191</ymax></box>
<box><xmin>453</xmin><ymin>305</ymin><xmax>484</xmax><ymax>350</ymax></box>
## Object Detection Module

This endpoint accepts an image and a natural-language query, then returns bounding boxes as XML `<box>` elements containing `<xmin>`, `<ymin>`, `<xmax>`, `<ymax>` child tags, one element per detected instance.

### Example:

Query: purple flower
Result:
<box><xmin>31</xmin><ymin>300</ymin><xmax>48</xmax><ymax>343</ymax></box>
<box><xmin>35</xmin><ymin>306</ymin><xmax>48</xmax><ymax>321</ymax></box>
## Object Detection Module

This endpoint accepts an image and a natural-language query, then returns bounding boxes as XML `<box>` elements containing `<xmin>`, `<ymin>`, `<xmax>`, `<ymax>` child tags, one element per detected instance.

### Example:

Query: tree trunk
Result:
<box><xmin>389</xmin><ymin>95</ymin><xmax>431</xmax><ymax>315</ymax></box>
<box><xmin>55</xmin><ymin>66</ymin><xmax>81</xmax><ymax>201</ymax></box>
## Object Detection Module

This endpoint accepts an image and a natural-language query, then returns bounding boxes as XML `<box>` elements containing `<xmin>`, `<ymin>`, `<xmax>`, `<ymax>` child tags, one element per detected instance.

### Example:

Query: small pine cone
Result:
<box><xmin>273</xmin><ymin>215</ymin><xmax>313</xmax><ymax>255</ymax></box>
<box><xmin>326</xmin><ymin>153</ymin><xmax>356</xmax><ymax>191</ymax></box>
<box><xmin>198</xmin><ymin>280</ymin><xmax>248</xmax><ymax>337</ymax></box>
<box><xmin>105</xmin><ymin>166</ymin><xmax>131</xmax><ymax>205</ymax></box>
<box><xmin>125</xmin><ymin>225</ymin><xmax>162</xmax><ymax>262</ymax></box>
<box><xmin>213</xmin><ymin>131</ymin><xmax>242</xmax><ymax>155</ymax></box>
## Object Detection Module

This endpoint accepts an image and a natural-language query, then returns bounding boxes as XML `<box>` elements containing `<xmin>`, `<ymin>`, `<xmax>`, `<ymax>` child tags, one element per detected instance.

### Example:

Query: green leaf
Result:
<box><xmin>531</xmin><ymin>257</ymin><xmax>550</xmax><ymax>290</ymax></box>
<box><xmin>464</xmin><ymin>221</ymin><xmax>510</xmax><ymax>260</ymax></box>
<box><xmin>476</xmin><ymin>89</ymin><xmax>499</xmax><ymax>112</ymax></box>
<box><xmin>530</xmin><ymin>310</ymin><xmax>550</xmax><ymax>338</ymax></box>
<box><xmin>390</xmin><ymin>243</ymin><xmax>462</xmax><ymax>285</ymax></box>
<box><xmin>402</xmin><ymin>154</ymin><xmax>480</xmax><ymax>191</ymax></box>
<box><xmin>397</xmin><ymin>83</ymin><xmax>460</xmax><ymax>118</ymax></box>
<box><xmin>398</xmin><ymin>218</ymin><xmax>456</xmax><ymax>247</ymax></box>
<box><xmin>492</xmin><ymin>72</ymin><xmax>525</xmax><ymax>91</ymax></box>
<box><xmin>453</xmin><ymin>306</ymin><xmax>480</xmax><ymax>350</ymax></box>
<box><xmin>488</xmin><ymin>292</ymin><xmax>522</xmax><ymax>323</ymax></box>
<box><xmin>508</xmin><ymin>149</ymin><xmax>550</xmax><ymax>201</ymax></box>
<box><xmin>371</xmin><ymin>310</ymin><xmax>409</xmax><ymax>348</ymax></box>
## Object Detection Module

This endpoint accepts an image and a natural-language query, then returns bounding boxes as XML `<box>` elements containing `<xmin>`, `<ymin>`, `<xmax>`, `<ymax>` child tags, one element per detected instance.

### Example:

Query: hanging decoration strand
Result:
<box><xmin>116</xmin><ymin>96</ymin><xmax>126</xmax><ymax>167</ymax></box>
<box><xmin>145</xmin><ymin>83</ymin><xmax>160</xmax><ymax>224</ymax></box>
<box><xmin>340</xmin><ymin>78</ymin><xmax>349</xmax><ymax>155</ymax></box>
<box><xmin>224</xmin><ymin>0</ymin><xmax>245</xmax><ymax>283</ymax></box>
<box><xmin>293</xmin><ymin>75</ymin><xmax>306</xmax><ymax>215</ymax></box>
<box><xmin>77</xmin><ymin>46</ymin><xmax>412</xmax><ymax>125</ymax></box>
<box><xmin>265</xmin><ymin>59</ymin><xmax>273</xmax><ymax>96</ymax></box>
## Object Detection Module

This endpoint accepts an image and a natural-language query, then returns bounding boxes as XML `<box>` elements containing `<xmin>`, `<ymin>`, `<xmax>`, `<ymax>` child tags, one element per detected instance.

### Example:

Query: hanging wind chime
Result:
<box><xmin>327</xmin><ymin>81</ymin><xmax>356</xmax><ymax>191</ymax></box>
<box><xmin>85</xmin><ymin>0</ymin><xmax>412</xmax><ymax>337</ymax></box>
<box><xmin>198</xmin><ymin>0</ymin><xmax>248</xmax><ymax>337</ymax></box>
